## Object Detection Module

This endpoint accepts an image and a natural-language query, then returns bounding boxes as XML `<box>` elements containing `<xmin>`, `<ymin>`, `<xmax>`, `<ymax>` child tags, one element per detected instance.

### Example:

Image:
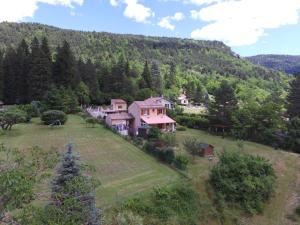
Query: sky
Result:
<box><xmin>0</xmin><ymin>0</ymin><xmax>300</xmax><ymax>56</ymax></box>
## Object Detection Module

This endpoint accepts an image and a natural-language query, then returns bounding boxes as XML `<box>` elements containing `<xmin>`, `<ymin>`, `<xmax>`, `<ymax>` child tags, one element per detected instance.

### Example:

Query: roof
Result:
<box><xmin>111</xmin><ymin>99</ymin><xmax>126</xmax><ymax>104</ymax></box>
<box><xmin>141</xmin><ymin>115</ymin><xmax>176</xmax><ymax>124</ymax></box>
<box><xmin>0</xmin><ymin>101</ymin><xmax>3</xmax><ymax>105</ymax></box>
<box><xmin>107</xmin><ymin>113</ymin><xmax>133</xmax><ymax>120</ymax></box>
<box><xmin>198</xmin><ymin>143</ymin><xmax>214</xmax><ymax>149</ymax></box>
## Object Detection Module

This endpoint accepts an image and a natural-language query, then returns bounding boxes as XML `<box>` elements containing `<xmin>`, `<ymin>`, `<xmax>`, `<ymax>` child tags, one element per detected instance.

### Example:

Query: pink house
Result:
<box><xmin>99</xmin><ymin>99</ymin><xmax>128</xmax><ymax>119</ymax></box>
<box><xmin>128</xmin><ymin>98</ymin><xmax>176</xmax><ymax>136</ymax></box>
<box><xmin>105</xmin><ymin>112</ymin><xmax>134</xmax><ymax>136</ymax></box>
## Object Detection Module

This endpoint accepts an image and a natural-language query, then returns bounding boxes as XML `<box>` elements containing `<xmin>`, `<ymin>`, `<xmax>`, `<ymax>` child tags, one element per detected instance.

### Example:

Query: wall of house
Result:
<box><xmin>140</xmin><ymin>107</ymin><xmax>166</xmax><ymax>117</ymax></box>
<box><xmin>128</xmin><ymin>103</ymin><xmax>141</xmax><ymax>135</ymax></box>
<box><xmin>112</xmin><ymin>103</ymin><xmax>127</xmax><ymax>111</ymax></box>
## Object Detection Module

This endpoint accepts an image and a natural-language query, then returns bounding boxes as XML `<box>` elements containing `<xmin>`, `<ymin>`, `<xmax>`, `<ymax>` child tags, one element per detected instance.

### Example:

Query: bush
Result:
<box><xmin>156</xmin><ymin>147</ymin><xmax>175</xmax><ymax>164</ymax></box>
<box><xmin>148</xmin><ymin>127</ymin><xmax>162</xmax><ymax>139</ymax></box>
<box><xmin>0</xmin><ymin>108</ymin><xmax>26</xmax><ymax>130</ymax></box>
<box><xmin>176</xmin><ymin>126</ymin><xmax>187</xmax><ymax>131</ymax></box>
<box><xmin>41</xmin><ymin>110</ymin><xmax>67</xmax><ymax>125</ymax></box>
<box><xmin>295</xmin><ymin>205</ymin><xmax>300</xmax><ymax>216</ymax></box>
<box><xmin>85</xmin><ymin>117</ymin><xmax>98</xmax><ymax>127</ymax></box>
<box><xmin>176</xmin><ymin>115</ymin><xmax>209</xmax><ymax>130</ymax></box>
<box><xmin>210</xmin><ymin>151</ymin><xmax>276</xmax><ymax>214</ymax></box>
<box><xmin>161</xmin><ymin>133</ymin><xmax>177</xmax><ymax>147</ymax></box>
<box><xmin>174</xmin><ymin>155</ymin><xmax>189</xmax><ymax>170</ymax></box>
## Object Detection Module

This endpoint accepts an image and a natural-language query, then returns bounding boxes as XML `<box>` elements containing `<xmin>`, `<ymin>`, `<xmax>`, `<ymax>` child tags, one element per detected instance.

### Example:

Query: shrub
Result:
<box><xmin>176</xmin><ymin>126</ymin><xmax>187</xmax><ymax>131</ymax></box>
<box><xmin>86</xmin><ymin>117</ymin><xmax>98</xmax><ymax>127</ymax></box>
<box><xmin>174</xmin><ymin>155</ymin><xmax>189</xmax><ymax>170</ymax></box>
<box><xmin>0</xmin><ymin>108</ymin><xmax>26</xmax><ymax>130</ymax></box>
<box><xmin>41</xmin><ymin>110</ymin><xmax>67</xmax><ymax>125</ymax></box>
<box><xmin>148</xmin><ymin>127</ymin><xmax>162</xmax><ymax>139</ymax></box>
<box><xmin>176</xmin><ymin>115</ymin><xmax>209</xmax><ymax>130</ymax></box>
<box><xmin>183</xmin><ymin>137</ymin><xmax>200</xmax><ymax>160</ymax></box>
<box><xmin>161</xmin><ymin>133</ymin><xmax>177</xmax><ymax>147</ymax></box>
<box><xmin>210</xmin><ymin>151</ymin><xmax>276</xmax><ymax>214</ymax></box>
<box><xmin>156</xmin><ymin>147</ymin><xmax>175</xmax><ymax>164</ymax></box>
<box><xmin>295</xmin><ymin>205</ymin><xmax>300</xmax><ymax>216</ymax></box>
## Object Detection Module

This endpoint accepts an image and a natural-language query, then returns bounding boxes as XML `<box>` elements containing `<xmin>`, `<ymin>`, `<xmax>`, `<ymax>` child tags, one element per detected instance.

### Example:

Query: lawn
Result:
<box><xmin>0</xmin><ymin>115</ymin><xmax>179</xmax><ymax>207</ymax></box>
<box><xmin>176</xmin><ymin>128</ymin><xmax>300</xmax><ymax>225</ymax></box>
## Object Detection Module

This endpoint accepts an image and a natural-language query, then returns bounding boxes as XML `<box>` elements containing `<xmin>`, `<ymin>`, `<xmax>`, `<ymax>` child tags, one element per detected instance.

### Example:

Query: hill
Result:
<box><xmin>247</xmin><ymin>54</ymin><xmax>300</xmax><ymax>74</ymax></box>
<box><xmin>0</xmin><ymin>22</ymin><xmax>282</xmax><ymax>80</ymax></box>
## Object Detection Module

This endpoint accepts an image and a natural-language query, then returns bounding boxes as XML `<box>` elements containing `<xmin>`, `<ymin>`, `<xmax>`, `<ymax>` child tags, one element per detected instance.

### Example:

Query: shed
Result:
<box><xmin>198</xmin><ymin>143</ymin><xmax>214</xmax><ymax>157</ymax></box>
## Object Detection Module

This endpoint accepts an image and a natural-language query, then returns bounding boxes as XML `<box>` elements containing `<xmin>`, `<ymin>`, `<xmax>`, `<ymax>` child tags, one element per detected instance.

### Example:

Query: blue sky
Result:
<box><xmin>1</xmin><ymin>0</ymin><xmax>300</xmax><ymax>56</ymax></box>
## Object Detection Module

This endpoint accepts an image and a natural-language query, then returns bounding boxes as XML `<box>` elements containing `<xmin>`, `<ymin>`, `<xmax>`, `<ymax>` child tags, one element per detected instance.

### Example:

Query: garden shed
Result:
<box><xmin>199</xmin><ymin>143</ymin><xmax>214</xmax><ymax>157</ymax></box>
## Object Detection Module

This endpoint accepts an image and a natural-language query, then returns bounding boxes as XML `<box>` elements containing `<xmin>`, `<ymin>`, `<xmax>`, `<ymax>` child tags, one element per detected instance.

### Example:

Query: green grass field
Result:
<box><xmin>176</xmin><ymin>129</ymin><xmax>300</xmax><ymax>225</ymax></box>
<box><xmin>0</xmin><ymin>115</ymin><xmax>179</xmax><ymax>207</ymax></box>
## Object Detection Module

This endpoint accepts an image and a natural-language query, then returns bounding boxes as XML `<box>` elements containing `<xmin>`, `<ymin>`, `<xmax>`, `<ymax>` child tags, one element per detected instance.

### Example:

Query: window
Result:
<box><xmin>118</xmin><ymin>105</ymin><xmax>122</xmax><ymax>109</ymax></box>
<box><xmin>158</xmin><ymin>109</ymin><xmax>163</xmax><ymax>115</ymax></box>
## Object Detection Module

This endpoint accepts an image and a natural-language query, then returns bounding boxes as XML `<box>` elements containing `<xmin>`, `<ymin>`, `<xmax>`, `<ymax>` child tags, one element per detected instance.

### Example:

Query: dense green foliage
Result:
<box><xmin>210</xmin><ymin>151</ymin><xmax>276</xmax><ymax>214</ymax></box>
<box><xmin>247</xmin><ymin>54</ymin><xmax>300</xmax><ymax>74</ymax></box>
<box><xmin>0</xmin><ymin>145</ymin><xmax>59</xmax><ymax>213</ymax></box>
<box><xmin>0</xmin><ymin>107</ymin><xmax>26</xmax><ymax>130</ymax></box>
<box><xmin>41</xmin><ymin>110</ymin><xmax>67</xmax><ymax>125</ymax></box>
<box><xmin>120</xmin><ymin>183</ymin><xmax>201</xmax><ymax>225</ymax></box>
<box><xmin>287</xmin><ymin>73</ymin><xmax>300</xmax><ymax>118</ymax></box>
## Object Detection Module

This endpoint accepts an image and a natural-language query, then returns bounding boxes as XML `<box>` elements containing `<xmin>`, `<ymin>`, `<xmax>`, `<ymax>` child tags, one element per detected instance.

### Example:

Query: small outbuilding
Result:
<box><xmin>198</xmin><ymin>143</ymin><xmax>214</xmax><ymax>157</ymax></box>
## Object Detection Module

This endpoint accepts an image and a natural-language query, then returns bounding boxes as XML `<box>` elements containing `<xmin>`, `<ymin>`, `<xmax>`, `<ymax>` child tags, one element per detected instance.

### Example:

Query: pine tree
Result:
<box><xmin>27</xmin><ymin>37</ymin><xmax>52</xmax><ymax>101</ymax></box>
<box><xmin>53</xmin><ymin>40</ymin><xmax>77</xmax><ymax>89</ymax></box>
<box><xmin>166</xmin><ymin>62</ymin><xmax>176</xmax><ymax>89</ymax></box>
<box><xmin>140</xmin><ymin>61</ymin><xmax>152</xmax><ymax>89</ymax></box>
<box><xmin>50</xmin><ymin>144</ymin><xmax>101</xmax><ymax>225</ymax></box>
<box><xmin>43</xmin><ymin>85</ymin><xmax>65</xmax><ymax>111</ymax></box>
<box><xmin>15</xmin><ymin>39</ymin><xmax>30</xmax><ymax>103</ymax></box>
<box><xmin>0</xmin><ymin>50</ymin><xmax>4</xmax><ymax>100</ymax></box>
<box><xmin>151</xmin><ymin>61</ymin><xmax>163</xmax><ymax>95</ymax></box>
<box><xmin>287</xmin><ymin>75</ymin><xmax>300</xmax><ymax>118</ymax></box>
<box><xmin>209</xmin><ymin>80</ymin><xmax>237</xmax><ymax>125</ymax></box>
<box><xmin>3</xmin><ymin>47</ymin><xmax>18</xmax><ymax>104</ymax></box>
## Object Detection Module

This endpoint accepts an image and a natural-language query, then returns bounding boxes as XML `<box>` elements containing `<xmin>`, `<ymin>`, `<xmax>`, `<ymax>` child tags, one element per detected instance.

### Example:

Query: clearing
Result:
<box><xmin>176</xmin><ymin>128</ymin><xmax>300</xmax><ymax>225</ymax></box>
<box><xmin>0</xmin><ymin>115</ymin><xmax>179</xmax><ymax>207</ymax></box>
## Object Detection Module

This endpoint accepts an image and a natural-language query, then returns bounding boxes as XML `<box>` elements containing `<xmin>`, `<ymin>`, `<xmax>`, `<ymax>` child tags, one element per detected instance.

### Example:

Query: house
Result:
<box><xmin>98</xmin><ymin>99</ymin><xmax>128</xmax><ymax>119</ymax></box>
<box><xmin>105</xmin><ymin>112</ymin><xmax>134</xmax><ymax>136</ymax></box>
<box><xmin>146</xmin><ymin>97</ymin><xmax>174</xmax><ymax>110</ymax></box>
<box><xmin>177</xmin><ymin>93</ymin><xmax>189</xmax><ymax>106</ymax></box>
<box><xmin>198</xmin><ymin>143</ymin><xmax>214</xmax><ymax>157</ymax></box>
<box><xmin>128</xmin><ymin>98</ymin><xmax>176</xmax><ymax>136</ymax></box>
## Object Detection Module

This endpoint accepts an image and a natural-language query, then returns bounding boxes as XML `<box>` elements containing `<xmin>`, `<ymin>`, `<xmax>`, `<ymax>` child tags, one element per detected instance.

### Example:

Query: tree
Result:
<box><xmin>165</xmin><ymin>62</ymin><xmax>177</xmax><ymax>89</ymax></box>
<box><xmin>3</xmin><ymin>47</ymin><xmax>18</xmax><ymax>104</ymax></box>
<box><xmin>43</xmin><ymin>85</ymin><xmax>65</xmax><ymax>111</ymax></box>
<box><xmin>140</xmin><ymin>61</ymin><xmax>151</xmax><ymax>89</ymax></box>
<box><xmin>28</xmin><ymin>37</ymin><xmax>52</xmax><ymax>101</ymax></box>
<box><xmin>0</xmin><ymin>49</ymin><xmax>4</xmax><ymax>100</ymax></box>
<box><xmin>151</xmin><ymin>61</ymin><xmax>163</xmax><ymax>95</ymax></box>
<box><xmin>286</xmin><ymin>117</ymin><xmax>300</xmax><ymax>153</ymax></box>
<box><xmin>209</xmin><ymin>80</ymin><xmax>237</xmax><ymax>125</ymax></box>
<box><xmin>183</xmin><ymin>137</ymin><xmax>200</xmax><ymax>161</ymax></box>
<box><xmin>0</xmin><ymin>108</ymin><xmax>26</xmax><ymax>130</ymax></box>
<box><xmin>287</xmin><ymin>74</ymin><xmax>300</xmax><ymax>118</ymax></box>
<box><xmin>210</xmin><ymin>151</ymin><xmax>276</xmax><ymax>214</ymax></box>
<box><xmin>76</xmin><ymin>81</ymin><xmax>90</xmax><ymax>105</ymax></box>
<box><xmin>49</xmin><ymin>144</ymin><xmax>101</xmax><ymax>225</ymax></box>
<box><xmin>53</xmin><ymin>40</ymin><xmax>77</xmax><ymax>88</ymax></box>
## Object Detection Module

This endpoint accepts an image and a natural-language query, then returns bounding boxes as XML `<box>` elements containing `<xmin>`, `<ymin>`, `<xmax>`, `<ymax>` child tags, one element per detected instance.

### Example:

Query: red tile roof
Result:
<box><xmin>134</xmin><ymin>99</ymin><xmax>164</xmax><ymax>109</ymax></box>
<box><xmin>141</xmin><ymin>115</ymin><xmax>175</xmax><ymax>124</ymax></box>
<box><xmin>111</xmin><ymin>99</ymin><xmax>126</xmax><ymax>104</ymax></box>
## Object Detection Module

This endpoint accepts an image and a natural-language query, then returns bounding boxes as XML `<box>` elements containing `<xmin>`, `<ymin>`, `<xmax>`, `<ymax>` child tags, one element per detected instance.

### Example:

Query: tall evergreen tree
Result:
<box><xmin>166</xmin><ymin>62</ymin><xmax>177</xmax><ymax>89</ymax></box>
<box><xmin>3</xmin><ymin>47</ymin><xmax>18</xmax><ymax>104</ymax></box>
<box><xmin>50</xmin><ymin>144</ymin><xmax>101</xmax><ymax>225</ymax></box>
<box><xmin>27</xmin><ymin>37</ymin><xmax>52</xmax><ymax>101</ymax></box>
<box><xmin>0</xmin><ymin>50</ymin><xmax>3</xmax><ymax>100</ymax></box>
<box><xmin>209</xmin><ymin>80</ymin><xmax>237</xmax><ymax>125</ymax></box>
<box><xmin>151</xmin><ymin>61</ymin><xmax>163</xmax><ymax>95</ymax></box>
<box><xmin>14</xmin><ymin>39</ymin><xmax>30</xmax><ymax>103</ymax></box>
<box><xmin>53</xmin><ymin>40</ymin><xmax>77</xmax><ymax>88</ymax></box>
<box><xmin>140</xmin><ymin>61</ymin><xmax>151</xmax><ymax>89</ymax></box>
<box><xmin>287</xmin><ymin>74</ymin><xmax>300</xmax><ymax>118</ymax></box>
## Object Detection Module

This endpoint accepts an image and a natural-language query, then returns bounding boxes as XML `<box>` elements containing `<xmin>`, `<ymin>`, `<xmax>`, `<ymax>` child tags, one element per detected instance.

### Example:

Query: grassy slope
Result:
<box><xmin>176</xmin><ymin>129</ymin><xmax>300</xmax><ymax>225</ymax></box>
<box><xmin>0</xmin><ymin>115</ymin><xmax>179</xmax><ymax>207</ymax></box>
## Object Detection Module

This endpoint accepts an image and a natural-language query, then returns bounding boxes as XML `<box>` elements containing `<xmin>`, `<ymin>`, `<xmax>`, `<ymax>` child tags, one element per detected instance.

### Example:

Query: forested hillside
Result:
<box><xmin>0</xmin><ymin>22</ymin><xmax>283</xmax><ymax>80</ymax></box>
<box><xmin>247</xmin><ymin>54</ymin><xmax>300</xmax><ymax>74</ymax></box>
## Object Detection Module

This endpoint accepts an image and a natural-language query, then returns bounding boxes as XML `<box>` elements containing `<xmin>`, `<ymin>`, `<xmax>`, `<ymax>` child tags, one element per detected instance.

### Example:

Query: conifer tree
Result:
<box><xmin>53</xmin><ymin>40</ymin><xmax>77</xmax><ymax>89</ymax></box>
<box><xmin>50</xmin><ymin>144</ymin><xmax>101</xmax><ymax>225</ymax></box>
<box><xmin>166</xmin><ymin>62</ymin><xmax>177</xmax><ymax>89</ymax></box>
<box><xmin>3</xmin><ymin>47</ymin><xmax>17</xmax><ymax>104</ymax></box>
<box><xmin>140</xmin><ymin>61</ymin><xmax>152</xmax><ymax>89</ymax></box>
<box><xmin>27</xmin><ymin>37</ymin><xmax>52</xmax><ymax>101</ymax></box>
<box><xmin>151</xmin><ymin>61</ymin><xmax>163</xmax><ymax>95</ymax></box>
<box><xmin>287</xmin><ymin>74</ymin><xmax>300</xmax><ymax>118</ymax></box>
<box><xmin>0</xmin><ymin>50</ymin><xmax>3</xmax><ymax>100</ymax></box>
<box><xmin>15</xmin><ymin>39</ymin><xmax>30</xmax><ymax>103</ymax></box>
